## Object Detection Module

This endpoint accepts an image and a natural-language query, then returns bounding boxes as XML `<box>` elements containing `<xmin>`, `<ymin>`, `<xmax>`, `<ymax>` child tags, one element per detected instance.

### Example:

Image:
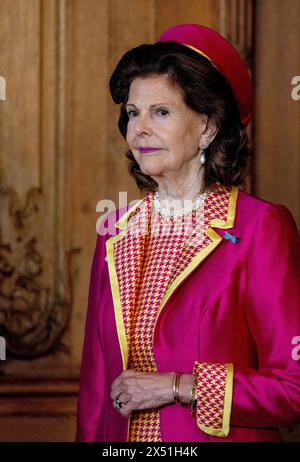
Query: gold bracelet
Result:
<box><xmin>172</xmin><ymin>372</ymin><xmax>177</xmax><ymax>402</ymax></box>
<box><xmin>172</xmin><ymin>372</ymin><xmax>183</xmax><ymax>404</ymax></box>
<box><xmin>190</xmin><ymin>378</ymin><xmax>197</xmax><ymax>416</ymax></box>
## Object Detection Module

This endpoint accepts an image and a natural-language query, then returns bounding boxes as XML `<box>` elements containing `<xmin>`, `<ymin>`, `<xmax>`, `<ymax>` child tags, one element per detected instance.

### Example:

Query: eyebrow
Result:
<box><xmin>125</xmin><ymin>102</ymin><xmax>173</xmax><ymax>109</ymax></box>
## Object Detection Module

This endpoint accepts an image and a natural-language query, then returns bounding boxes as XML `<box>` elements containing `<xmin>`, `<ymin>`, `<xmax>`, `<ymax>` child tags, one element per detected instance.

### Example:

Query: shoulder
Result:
<box><xmin>236</xmin><ymin>188</ymin><xmax>299</xmax><ymax>239</ymax></box>
<box><xmin>96</xmin><ymin>195</ymin><xmax>147</xmax><ymax>238</ymax></box>
<box><xmin>237</xmin><ymin>188</ymin><xmax>283</xmax><ymax>215</ymax></box>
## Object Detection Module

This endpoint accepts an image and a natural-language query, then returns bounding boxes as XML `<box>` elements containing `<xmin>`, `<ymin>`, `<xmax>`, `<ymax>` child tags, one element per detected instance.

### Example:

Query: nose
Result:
<box><xmin>133</xmin><ymin>111</ymin><xmax>153</xmax><ymax>136</ymax></box>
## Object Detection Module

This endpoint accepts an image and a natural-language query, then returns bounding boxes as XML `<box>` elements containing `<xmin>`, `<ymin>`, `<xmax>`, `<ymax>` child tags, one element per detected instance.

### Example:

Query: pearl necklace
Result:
<box><xmin>153</xmin><ymin>190</ymin><xmax>208</xmax><ymax>218</ymax></box>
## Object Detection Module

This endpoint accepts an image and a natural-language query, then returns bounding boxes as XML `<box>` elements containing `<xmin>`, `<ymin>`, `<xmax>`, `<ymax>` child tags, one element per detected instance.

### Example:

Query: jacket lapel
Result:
<box><xmin>106</xmin><ymin>185</ymin><xmax>239</xmax><ymax>369</ymax></box>
<box><xmin>161</xmin><ymin>185</ymin><xmax>239</xmax><ymax>304</ymax></box>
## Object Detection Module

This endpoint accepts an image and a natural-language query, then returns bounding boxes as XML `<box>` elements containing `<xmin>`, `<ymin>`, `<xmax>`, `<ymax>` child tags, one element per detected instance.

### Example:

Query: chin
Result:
<box><xmin>138</xmin><ymin>160</ymin><xmax>165</xmax><ymax>177</ymax></box>
<box><xmin>139</xmin><ymin>164</ymin><xmax>165</xmax><ymax>177</ymax></box>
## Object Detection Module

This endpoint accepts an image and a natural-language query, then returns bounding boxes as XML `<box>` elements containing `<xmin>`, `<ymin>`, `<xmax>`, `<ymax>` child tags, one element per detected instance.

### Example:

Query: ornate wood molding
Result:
<box><xmin>0</xmin><ymin>170</ymin><xmax>79</xmax><ymax>359</ymax></box>
<box><xmin>0</xmin><ymin>377</ymin><xmax>78</xmax><ymax>417</ymax></box>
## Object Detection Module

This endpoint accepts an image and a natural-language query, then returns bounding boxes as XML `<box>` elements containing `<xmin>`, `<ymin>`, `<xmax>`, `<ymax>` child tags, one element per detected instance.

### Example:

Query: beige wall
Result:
<box><xmin>254</xmin><ymin>0</ymin><xmax>300</xmax><ymax>230</ymax></box>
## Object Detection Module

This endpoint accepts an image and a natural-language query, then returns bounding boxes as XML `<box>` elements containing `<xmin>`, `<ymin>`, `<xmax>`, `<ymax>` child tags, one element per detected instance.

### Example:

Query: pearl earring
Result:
<box><xmin>200</xmin><ymin>145</ymin><xmax>206</xmax><ymax>165</ymax></box>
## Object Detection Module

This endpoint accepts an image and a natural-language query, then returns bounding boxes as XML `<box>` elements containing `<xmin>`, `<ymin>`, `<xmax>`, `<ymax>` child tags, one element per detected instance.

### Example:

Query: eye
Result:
<box><xmin>127</xmin><ymin>110</ymin><xmax>137</xmax><ymax>119</ymax></box>
<box><xmin>157</xmin><ymin>108</ymin><xmax>169</xmax><ymax>116</ymax></box>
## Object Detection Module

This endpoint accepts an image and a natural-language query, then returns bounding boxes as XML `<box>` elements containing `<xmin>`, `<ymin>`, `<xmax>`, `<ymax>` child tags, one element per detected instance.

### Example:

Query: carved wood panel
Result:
<box><xmin>0</xmin><ymin>0</ymin><xmax>76</xmax><ymax>377</ymax></box>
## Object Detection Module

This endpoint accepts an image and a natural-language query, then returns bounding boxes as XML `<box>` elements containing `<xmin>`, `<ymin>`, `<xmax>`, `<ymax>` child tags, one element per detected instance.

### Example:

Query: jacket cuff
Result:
<box><xmin>192</xmin><ymin>361</ymin><xmax>234</xmax><ymax>437</ymax></box>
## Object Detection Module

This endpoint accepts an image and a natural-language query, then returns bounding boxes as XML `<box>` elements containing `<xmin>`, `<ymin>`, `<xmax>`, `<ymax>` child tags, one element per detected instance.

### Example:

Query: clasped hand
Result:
<box><xmin>111</xmin><ymin>370</ymin><xmax>175</xmax><ymax>418</ymax></box>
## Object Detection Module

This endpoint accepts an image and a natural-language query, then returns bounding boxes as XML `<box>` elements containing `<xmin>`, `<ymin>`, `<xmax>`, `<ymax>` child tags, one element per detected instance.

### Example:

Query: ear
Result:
<box><xmin>199</xmin><ymin>116</ymin><xmax>218</xmax><ymax>148</ymax></box>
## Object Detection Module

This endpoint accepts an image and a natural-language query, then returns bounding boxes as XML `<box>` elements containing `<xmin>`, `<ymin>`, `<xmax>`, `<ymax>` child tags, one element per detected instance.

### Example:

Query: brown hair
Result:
<box><xmin>109</xmin><ymin>41</ymin><xmax>252</xmax><ymax>193</ymax></box>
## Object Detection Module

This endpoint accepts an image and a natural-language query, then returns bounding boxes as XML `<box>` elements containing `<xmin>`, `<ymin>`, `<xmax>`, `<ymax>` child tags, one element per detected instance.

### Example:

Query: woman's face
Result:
<box><xmin>125</xmin><ymin>74</ymin><xmax>209</xmax><ymax>178</ymax></box>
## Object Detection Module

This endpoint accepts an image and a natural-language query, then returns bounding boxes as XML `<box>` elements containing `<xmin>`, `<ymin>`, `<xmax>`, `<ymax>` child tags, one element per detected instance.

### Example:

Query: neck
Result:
<box><xmin>151</xmin><ymin>165</ymin><xmax>205</xmax><ymax>210</ymax></box>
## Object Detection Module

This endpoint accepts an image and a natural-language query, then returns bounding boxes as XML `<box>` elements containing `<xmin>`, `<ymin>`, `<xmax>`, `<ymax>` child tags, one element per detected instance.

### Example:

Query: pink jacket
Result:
<box><xmin>76</xmin><ymin>187</ymin><xmax>300</xmax><ymax>442</ymax></box>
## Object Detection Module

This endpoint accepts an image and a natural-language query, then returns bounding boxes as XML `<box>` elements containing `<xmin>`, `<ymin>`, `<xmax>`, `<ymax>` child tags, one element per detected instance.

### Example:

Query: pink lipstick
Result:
<box><xmin>138</xmin><ymin>147</ymin><xmax>161</xmax><ymax>154</ymax></box>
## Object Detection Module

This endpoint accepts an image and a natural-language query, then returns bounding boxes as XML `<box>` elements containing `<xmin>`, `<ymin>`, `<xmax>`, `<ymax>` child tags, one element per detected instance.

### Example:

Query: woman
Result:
<box><xmin>76</xmin><ymin>24</ymin><xmax>300</xmax><ymax>442</ymax></box>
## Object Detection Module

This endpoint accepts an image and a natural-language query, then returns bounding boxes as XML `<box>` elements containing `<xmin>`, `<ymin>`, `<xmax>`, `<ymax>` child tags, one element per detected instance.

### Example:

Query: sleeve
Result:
<box><xmin>75</xmin><ymin>233</ymin><xmax>106</xmax><ymax>442</ymax></box>
<box><xmin>192</xmin><ymin>361</ymin><xmax>234</xmax><ymax>438</ymax></box>
<box><xmin>192</xmin><ymin>203</ymin><xmax>300</xmax><ymax>437</ymax></box>
<box><xmin>231</xmin><ymin>204</ymin><xmax>300</xmax><ymax>428</ymax></box>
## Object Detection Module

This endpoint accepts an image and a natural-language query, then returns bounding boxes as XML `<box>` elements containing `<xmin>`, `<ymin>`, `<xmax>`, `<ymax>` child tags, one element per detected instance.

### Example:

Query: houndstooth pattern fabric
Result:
<box><xmin>166</xmin><ymin>185</ymin><xmax>231</xmax><ymax>286</ymax></box>
<box><xmin>113</xmin><ymin>185</ymin><xmax>232</xmax><ymax>442</ymax></box>
<box><xmin>128</xmin><ymin>194</ymin><xmax>188</xmax><ymax>442</ymax></box>
<box><xmin>193</xmin><ymin>361</ymin><xmax>228</xmax><ymax>430</ymax></box>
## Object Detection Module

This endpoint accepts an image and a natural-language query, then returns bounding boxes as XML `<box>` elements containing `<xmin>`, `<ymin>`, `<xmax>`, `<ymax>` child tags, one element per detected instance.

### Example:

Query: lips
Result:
<box><xmin>138</xmin><ymin>147</ymin><xmax>161</xmax><ymax>153</ymax></box>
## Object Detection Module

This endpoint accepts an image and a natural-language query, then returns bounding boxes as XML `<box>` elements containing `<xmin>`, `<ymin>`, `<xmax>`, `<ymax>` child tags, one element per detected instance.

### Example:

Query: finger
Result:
<box><xmin>119</xmin><ymin>401</ymin><xmax>135</xmax><ymax>418</ymax></box>
<box><xmin>111</xmin><ymin>369</ymin><xmax>134</xmax><ymax>390</ymax></box>
<box><xmin>111</xmin><ymin>375</ymin><xmax>123</xmax><ymax>391</ymax></box>
<box><xmin>111</xmin><ymin>387</ymin><xmax>124</xmax><ymax>400</ymax></box>
<box><xmin>112</xmin><ymin>397</ymin><xmax>132</xmax><ymax>417</ymax></box>
<box><xmin>115</xmin><ymin>392</ymin><xmax>131</xmax><ymax>406</ymax></box>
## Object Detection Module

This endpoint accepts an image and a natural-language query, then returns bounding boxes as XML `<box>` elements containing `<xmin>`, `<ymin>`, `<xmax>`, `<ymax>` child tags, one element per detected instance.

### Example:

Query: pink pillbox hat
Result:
<box><xmin>157</xmin><ymin>23</ymin><xmax>253</xmax><ymax>126</ymax></box>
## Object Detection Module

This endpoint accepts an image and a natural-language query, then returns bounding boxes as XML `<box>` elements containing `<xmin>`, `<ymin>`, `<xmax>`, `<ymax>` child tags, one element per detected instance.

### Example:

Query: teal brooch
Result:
<box><xmin>224</xmin><ymin>232</ymin><xmax>240</xmax><ymax>244</ymax></box>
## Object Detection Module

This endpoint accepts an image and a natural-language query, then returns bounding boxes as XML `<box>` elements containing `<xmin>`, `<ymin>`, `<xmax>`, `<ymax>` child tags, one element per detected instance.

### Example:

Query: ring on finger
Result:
<box><xmin>113</xmin><ymin>399</ymin><xmax>124</xmax><ymax>410</ymax></box>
